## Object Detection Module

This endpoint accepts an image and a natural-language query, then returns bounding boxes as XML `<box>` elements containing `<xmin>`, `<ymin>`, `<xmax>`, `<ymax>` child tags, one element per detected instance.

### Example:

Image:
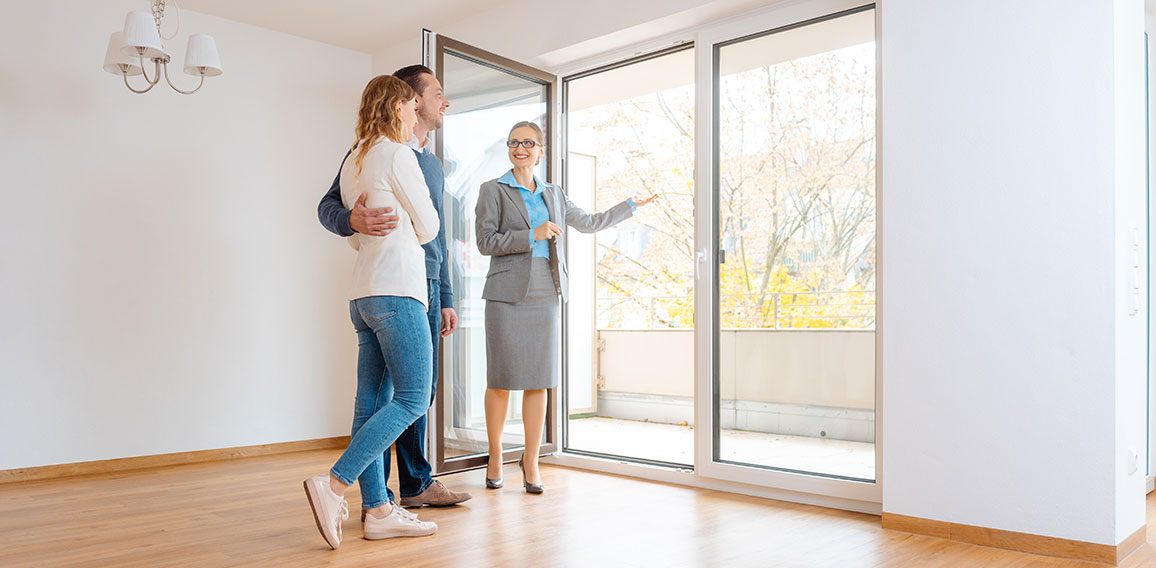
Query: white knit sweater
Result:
<box><xmin>339</xmin><ymin>137</ymin><xmax>440</xmax><ymax>307</ymax></box>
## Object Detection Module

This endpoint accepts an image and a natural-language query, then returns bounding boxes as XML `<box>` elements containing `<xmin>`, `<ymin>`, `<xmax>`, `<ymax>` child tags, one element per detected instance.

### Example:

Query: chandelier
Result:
<box><xmin>102</xmin><ymin>1</ymin><xmax>222</xmax><ymax>95</ymax></box>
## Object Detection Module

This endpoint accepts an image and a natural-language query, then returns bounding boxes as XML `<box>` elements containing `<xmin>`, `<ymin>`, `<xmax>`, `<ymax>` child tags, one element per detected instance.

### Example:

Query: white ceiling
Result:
<box><xmin>178</xmin><ymin>0</ymin><xmax>507</xmax><ymax>54</ymax></box>
<box><xmin>169</xmin><ymin>1</ymin><xmax>1156</xmax><ymax>56</ymax></box>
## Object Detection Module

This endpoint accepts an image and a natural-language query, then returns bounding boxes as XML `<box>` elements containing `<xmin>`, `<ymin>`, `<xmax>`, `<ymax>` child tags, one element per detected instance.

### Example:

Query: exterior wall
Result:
<box><xmin>598</xmin><ymin>329</ymin><xmax>874</xmax><ymax>408</ymax></box>
<box><xmin>595</xmin><ymin>330</ymin><xmax>875</xmax><ymax>442</ymax></box>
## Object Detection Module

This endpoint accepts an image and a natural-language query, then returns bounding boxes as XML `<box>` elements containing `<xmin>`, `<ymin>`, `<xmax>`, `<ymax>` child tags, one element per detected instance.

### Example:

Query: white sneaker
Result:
<box><xmin>303</xmin><ymin>474</ymin><xmax>349</xmax><ymax>549</ymax></box>
<box><xmin>363</xmin><ymin>503</ymin><xmax>438</xmax><ymax>540</ymax></box>
<box><xmin>361</xmin><ymin>503</ymin><xmax>420</xmax><ymax>524</ymax></box>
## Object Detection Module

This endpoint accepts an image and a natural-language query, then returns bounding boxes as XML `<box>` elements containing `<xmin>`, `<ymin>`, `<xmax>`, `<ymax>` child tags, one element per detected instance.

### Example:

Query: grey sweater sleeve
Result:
<box><xmin>317</xmin><ymin>151</ymin><xmax>354</xmax><ymax>237</ymax></box>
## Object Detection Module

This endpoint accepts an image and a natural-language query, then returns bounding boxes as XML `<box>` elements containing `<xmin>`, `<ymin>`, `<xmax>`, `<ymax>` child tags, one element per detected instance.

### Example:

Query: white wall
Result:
<box><xmin>1113</xmin><ymin>0</ymin><xmax>1150</xmax><ymax>545</ymax></box>
<box><xmin>0</xmin><ymin>1</ymin><xmax>371</xmax><ymax>469</ymax></box>
<box><xmin>881</xmin><ymin>0</ymin><xmax>1147</xmax><ymax>547</ymax></box>
<box><xmin>1148</xmin><ymin>0</ymin><xmax>1156</xmax><ymax>496</ymax></box>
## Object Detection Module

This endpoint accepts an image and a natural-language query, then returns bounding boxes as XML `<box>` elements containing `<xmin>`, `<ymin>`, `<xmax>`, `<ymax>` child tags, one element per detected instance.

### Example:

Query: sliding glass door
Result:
<box><xmin>713</xmin><ymin>7</ymin><xmax>877</xmax><ymax>481</ymax></box>
<box><xmin>694</xmin><ymin>3</ymin><xmax>879</xmax><ymax>501</ymax></box>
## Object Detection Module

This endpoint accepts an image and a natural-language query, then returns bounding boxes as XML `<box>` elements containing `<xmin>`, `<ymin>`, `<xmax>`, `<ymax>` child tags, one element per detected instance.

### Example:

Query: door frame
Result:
<box><xmin>426</xmin><ymin>0</ymin><xmax>884</xmax><ymax>512</ymax></box>
<box><xmin>427</xmin><ymin>32</ymin><xmax>561</xmax><ymax>475</ymax></box>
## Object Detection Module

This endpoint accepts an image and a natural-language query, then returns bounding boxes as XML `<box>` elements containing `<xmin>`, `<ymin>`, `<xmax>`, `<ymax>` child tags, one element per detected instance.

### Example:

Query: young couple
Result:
<box><xmin>304</xmin><ymin>66</ymin><xmax>654</xmax><ymax>550</ymax></box>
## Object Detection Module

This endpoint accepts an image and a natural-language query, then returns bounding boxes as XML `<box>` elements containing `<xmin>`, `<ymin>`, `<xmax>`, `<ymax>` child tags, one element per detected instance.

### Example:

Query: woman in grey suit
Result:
<box><xmin>475</xmin><ymin>121</ymin><xmax>655</xmax><ymax>493</ymax></box>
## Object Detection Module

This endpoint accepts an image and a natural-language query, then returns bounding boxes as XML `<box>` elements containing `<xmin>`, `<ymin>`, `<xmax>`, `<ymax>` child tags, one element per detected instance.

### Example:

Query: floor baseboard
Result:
<box><xmin>882</xmin><ymin>512</ymin><xmax>1146</xmax><ymax>565</ymax></box>
<box><xmin>0</xmin><ymin>436</ymin><xmax>351</xmax><ymax>484</ymax></box>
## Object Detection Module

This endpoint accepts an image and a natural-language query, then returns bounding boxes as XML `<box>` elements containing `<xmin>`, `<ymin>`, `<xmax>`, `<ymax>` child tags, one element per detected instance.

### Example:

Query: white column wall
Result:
<box><xmin>1148</xmin><ymin>0</ymin><xmax>1156</xmax><ymax>496</ymax></box>
<box><xmin>1113</xmin><ymin>0</ymin><xmax>1150</xmax><ymax>544</ymax></box>
<box><xmin>881</xmin><ymin>0</ymin><xmax>1146</xmax><ymax>546</ymax></box>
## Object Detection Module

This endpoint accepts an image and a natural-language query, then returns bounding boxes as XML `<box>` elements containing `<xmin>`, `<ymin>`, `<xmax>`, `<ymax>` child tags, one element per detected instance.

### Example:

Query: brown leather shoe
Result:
<box><xmin>399</xmin><ymin>480</ymin><xmax>472</xmax><ymax>508</ymax></box>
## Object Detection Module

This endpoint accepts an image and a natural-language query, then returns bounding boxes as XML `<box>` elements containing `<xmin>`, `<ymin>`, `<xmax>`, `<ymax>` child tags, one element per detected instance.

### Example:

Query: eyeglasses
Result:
<box><xmin>506</xmin><ymin>139</ymin><xmax>540</xmax><ymax>149</ymax></box>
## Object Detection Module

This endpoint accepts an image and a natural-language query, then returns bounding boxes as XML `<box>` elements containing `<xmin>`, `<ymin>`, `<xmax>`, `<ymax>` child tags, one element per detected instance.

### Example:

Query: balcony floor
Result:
<box><xmin>568</xmin><ymin>416</ymin><xmax>875</xmax><ymax>480</ymax></box>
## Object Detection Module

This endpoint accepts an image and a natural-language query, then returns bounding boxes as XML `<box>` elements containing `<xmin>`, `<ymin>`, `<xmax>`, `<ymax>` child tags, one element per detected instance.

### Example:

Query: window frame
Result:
<box><xmin>542</xmin><ymin>0</ymin><xmax>884</xmax><ymax>511</ymax></box>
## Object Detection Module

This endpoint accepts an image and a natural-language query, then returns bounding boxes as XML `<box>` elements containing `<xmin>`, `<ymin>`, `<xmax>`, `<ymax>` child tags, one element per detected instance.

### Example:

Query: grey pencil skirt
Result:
<box><xmin>484</xmin><ymin>258</ymin><xmax>560</xmax><ymax>391</ymax></box>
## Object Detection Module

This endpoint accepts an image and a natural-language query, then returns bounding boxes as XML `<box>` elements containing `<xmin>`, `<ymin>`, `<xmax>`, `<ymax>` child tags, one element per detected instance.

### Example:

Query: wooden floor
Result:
<box><xmin>1</xmin><ymin>449</ymin><xmax>1154</xmax><ymax>568</ymax></box>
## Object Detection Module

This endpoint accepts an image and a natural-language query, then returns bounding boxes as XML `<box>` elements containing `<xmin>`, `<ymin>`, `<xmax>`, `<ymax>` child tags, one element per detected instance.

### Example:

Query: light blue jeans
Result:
<box><xmin>352</xmin><ymin>279</ymin><xmax>442</xmax><ymax>506</ymax></box>
<box><xmin>330</xmin><ymin>295</ymin><xmax>432</xmax><ymax>505</ymax></box>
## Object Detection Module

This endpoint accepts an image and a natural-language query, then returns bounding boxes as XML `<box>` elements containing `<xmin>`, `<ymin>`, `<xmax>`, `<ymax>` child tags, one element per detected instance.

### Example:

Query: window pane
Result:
<box><xmin>715</xmin><ymin>9</ymin><xmax>876</xmax><ymax>481</ymax></box>
<box><xmin>565</xmin><ymin>48</ymin><xmax>695</xmax><ymax>466</ymax></box>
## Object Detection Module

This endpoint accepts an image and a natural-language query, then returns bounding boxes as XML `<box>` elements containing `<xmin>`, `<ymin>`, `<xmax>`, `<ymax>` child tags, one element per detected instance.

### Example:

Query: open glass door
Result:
<box><xmin>428</xmin><ymin>33</ymin><xmax>559</xmax><ymax>474</ymax></box>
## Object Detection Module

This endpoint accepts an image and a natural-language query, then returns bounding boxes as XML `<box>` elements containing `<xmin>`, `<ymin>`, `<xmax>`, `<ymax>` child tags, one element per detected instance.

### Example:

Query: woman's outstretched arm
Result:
<box><xmin>562</xmin><ymin>189</ymin><xmax>636</xmax><ymax>233</ymax></box>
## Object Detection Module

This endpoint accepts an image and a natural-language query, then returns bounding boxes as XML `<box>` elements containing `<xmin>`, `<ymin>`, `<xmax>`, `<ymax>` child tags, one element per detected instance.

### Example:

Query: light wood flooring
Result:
<box><xmin>1</xmin><ymin>448</ymin><xmax>1154</xmax><ymax>567</ymax></box>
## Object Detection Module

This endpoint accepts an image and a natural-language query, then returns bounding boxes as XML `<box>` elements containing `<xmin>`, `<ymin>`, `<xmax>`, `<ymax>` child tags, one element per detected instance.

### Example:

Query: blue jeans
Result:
<box><xmin>363</xmin><ymin>280</ymin><xmax>442</xmax><ymax>503</ymax></box>
<box><xmin>348</xmin><ymin>280</ymin><xmax>442</xmax><ymax>506</ymax></box>
<box><xmin>330</xmin><ymin>294</ymin><xmax>432</xmax><ymax>506</ymax></box>
<box><xmin>387</xmin><ymin>279</ymin><xmax>441</xmax><ymax>500</ymax></box>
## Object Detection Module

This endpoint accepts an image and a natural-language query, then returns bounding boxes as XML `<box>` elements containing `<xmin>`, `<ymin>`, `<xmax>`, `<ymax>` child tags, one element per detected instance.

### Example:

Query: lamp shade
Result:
<box><xmin>183</xmin><ymin>34</ymin><xmax>222</xmax><ymax>77</ymax></box>
<box><xmin>120</xmin><ymin>11</ymin><xmax>167</xmax><ymax>60</ymax></box>
<box><xmin>102</xmin><ymin>32</ymin><xmax>143</xmax><ymax>76</ymax></box>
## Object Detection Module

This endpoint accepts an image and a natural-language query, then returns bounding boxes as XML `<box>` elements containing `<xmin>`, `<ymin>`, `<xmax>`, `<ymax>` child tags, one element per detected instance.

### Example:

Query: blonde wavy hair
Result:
<box><xmin>508</xmin><ymin>121</ymin><xmax>546</xmax><ymax>165</ymax></box>
<box><xmin>352</xmin><ymin>75</ymin><xmax>416</xmax><ymax>176</ymax></box>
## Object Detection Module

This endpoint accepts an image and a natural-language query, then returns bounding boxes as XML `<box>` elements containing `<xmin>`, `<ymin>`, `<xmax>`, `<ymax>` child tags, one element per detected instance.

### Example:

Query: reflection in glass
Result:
<box><xmin>439</xmin><ymin>51</ymin><xmax>547</xmax><ymax>460</ymax></box>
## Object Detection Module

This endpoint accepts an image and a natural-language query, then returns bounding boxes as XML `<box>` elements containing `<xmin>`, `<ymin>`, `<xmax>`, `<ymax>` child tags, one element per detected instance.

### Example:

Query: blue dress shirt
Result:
<box><xmin>499</xmin><ymin>170</ymin><xmax>552</xmax><ymax>259</ymax></box>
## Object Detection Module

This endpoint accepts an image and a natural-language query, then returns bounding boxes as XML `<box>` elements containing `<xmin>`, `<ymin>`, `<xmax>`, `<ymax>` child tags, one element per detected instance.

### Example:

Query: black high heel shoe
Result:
<box><xmin>518</xmin><ymin>452</ymin><xmax>544</xmax><ymax>495</ymax></box>
<box><xmin>485</xmin><ymin>455</ymin><xmax>503</xmax><ymax>489</ymax></box>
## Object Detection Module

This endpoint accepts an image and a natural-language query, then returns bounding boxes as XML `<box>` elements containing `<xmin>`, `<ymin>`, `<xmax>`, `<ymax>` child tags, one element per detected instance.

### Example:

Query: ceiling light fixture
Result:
<box><xmin>102</xmin><ymin>0</ymin><xmax>222</xmax><ymax>95</ymax></box>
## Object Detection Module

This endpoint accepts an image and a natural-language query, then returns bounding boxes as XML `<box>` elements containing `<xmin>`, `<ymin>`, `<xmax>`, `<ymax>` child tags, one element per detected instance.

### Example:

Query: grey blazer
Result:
<box><xmin>475</xmin><ymin>177</ymin><xmax>634</xmax><ymax>303</ymax></box>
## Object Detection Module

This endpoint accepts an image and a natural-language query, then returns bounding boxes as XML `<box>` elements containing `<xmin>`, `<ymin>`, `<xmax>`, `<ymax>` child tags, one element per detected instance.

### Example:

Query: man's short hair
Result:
<box><xmin>393</xmin><ymin>65</ymin><xmax>435</xmax><ymax>95</ymax></box>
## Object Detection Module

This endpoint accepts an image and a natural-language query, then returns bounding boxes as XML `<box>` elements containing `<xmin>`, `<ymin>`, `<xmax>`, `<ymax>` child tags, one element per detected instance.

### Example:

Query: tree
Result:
<box><xmin>569</xmin><ymin>42</ymin><xmax>876</xmax><ymax>330</ymax></box>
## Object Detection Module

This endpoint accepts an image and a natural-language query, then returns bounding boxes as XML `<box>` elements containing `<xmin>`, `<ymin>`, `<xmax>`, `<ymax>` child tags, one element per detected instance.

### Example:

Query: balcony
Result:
<box><xmin>566</xmin><ymin>292</ymin><xmax>876</xmax><ymax>481</ymax></box>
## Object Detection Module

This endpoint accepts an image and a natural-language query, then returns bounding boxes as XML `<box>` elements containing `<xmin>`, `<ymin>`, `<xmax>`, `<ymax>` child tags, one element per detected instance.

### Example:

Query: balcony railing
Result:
<box><xmin>595</xmin><ymin>290</ymin><xmax>876</xmax><ymax>330</ymax></box>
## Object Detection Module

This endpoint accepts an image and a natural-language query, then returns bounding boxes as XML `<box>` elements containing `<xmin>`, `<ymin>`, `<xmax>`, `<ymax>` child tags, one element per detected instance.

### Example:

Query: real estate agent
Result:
<box><xmin>475</xmin><ymin>121</ymin><xmax>657</xmax><ymax>494</ymax></box>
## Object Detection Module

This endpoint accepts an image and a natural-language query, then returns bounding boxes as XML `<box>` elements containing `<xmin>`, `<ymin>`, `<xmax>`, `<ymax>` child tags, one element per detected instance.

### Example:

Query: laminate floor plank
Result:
<box><xmin>1</xmin><ymin>448</ymin><xmax>1153</xmax><ymax>567</ymax></box>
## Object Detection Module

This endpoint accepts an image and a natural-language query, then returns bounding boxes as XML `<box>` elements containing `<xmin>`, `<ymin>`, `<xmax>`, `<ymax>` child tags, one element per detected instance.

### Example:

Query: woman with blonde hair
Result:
<box><xmin>303</xmin><ymin>75</ymin><xmax>442</xmax><ymax>549</ymax></box>
<box><xmin>476</xmin><ymin>121</ymin><xmax>656</xmax><ymax>493</ymax></box>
